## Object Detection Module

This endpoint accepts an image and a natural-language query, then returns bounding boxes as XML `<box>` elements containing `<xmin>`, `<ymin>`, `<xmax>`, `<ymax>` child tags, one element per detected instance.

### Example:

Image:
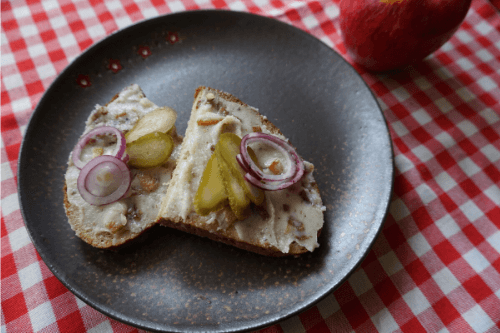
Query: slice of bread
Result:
<box><xmin>157</xmin><ymin>87</ymin><xmax>325</xmax><ymax>256</ymax></box>
<box><xmin>64</xmin><ymin>84</ymin><xmax>182</xmax><ymax>248</ymax></box>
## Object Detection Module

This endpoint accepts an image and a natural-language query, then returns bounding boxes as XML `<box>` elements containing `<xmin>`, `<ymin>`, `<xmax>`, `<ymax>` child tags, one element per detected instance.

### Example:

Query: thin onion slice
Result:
<box><xmin>238</xmin><ymin>133</ymin><xmax>304</xmax><ymax>191</ymax></box>
<box><xmin>121</xmin><ymin>153</ymin><xmax>130</xmax><ymax>164</ymax></box>
<box><xmin>72</xmin><ymin>126</ymin><xmax>127</xmax><ymax>169</ymax></box>
<box><xmin>240</xmin><ymin>135</ymin><xmax>296</xmax><ymax>182</ymax></box>
<box><xmin>236</xmin><ymin>154</ymin><xmax>260</xmax><ymax>179</ymax></box>
<box><xmin>77</xmin><ymin>155</ymin><xmax>131</xmax><ymax>205</ymax></box>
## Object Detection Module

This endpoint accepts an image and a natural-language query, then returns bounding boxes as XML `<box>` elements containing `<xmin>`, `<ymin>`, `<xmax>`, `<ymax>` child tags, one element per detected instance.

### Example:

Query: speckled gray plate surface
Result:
<box><xmin>18</xmin><ymin>10</ymin><xmax>394</xmax><ymax>333</ymax></box>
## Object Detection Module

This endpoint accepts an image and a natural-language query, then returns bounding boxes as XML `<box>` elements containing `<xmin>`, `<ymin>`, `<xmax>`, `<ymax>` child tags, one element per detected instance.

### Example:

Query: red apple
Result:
<box><xmin>339</xmin><ymin>0</ymin><xmax>472</xmax><ymax>72</ymax></box>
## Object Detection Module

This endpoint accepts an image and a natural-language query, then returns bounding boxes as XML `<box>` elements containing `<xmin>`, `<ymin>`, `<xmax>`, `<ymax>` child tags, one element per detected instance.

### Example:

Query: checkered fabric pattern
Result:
<box><xmin>2</xmin><ymin>0</ymin><xmax>500</xmax><ymax>332</ymax></box>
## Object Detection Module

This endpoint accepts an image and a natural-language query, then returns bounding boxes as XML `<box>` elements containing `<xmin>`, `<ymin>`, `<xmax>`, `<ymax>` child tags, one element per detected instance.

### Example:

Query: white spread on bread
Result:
<box><xmin>158</xmin><ymin>88</ymin><xmax>325</xmax><ymax>253</ymax></box>
<box><xmin>65</xmin><ymin>84</ymin><xmax>181</xmax><ymax>247</ymax></box>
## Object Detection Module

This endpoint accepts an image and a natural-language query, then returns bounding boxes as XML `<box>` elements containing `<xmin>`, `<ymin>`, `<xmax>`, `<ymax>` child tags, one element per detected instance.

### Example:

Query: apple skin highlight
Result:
<box><xmin>339</xmin><ymin>0</ymin><xmax>472</xmax><ymax>72</ymax></box>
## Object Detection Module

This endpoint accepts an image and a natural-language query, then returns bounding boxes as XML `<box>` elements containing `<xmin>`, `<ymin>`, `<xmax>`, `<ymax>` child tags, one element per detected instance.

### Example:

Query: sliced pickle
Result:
<box><xmin>217</xmin><ymin>155</ymin><xmax>251</xmax><ymax>220</ymax></box>
<box><xmin>126</xmin><ymin>132</ymin><xmax>174</xmax><ymax>168</ymax></box>
<box><xmin>126</xmin><ymin>107</ymin><xmax>177</xmax><ymax>143</ymax></box>
<box><xmin>215</xmin><ymin>133</ymin><xmax>265</xmax><ymax>205</ymax></box>
<box><xmin>193</xmin><ymin>153</ymin><xmax>228</xmax><ymax>216</ymax></box>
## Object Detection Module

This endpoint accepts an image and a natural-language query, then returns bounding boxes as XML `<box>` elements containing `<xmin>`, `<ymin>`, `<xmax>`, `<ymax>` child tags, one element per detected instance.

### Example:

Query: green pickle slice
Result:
<box><xmin>217</xmin><ymin>155</ymin><xmax>251</xmax><ymax>220</ymax></box>
<box><xmin>194</xmin><ymin>133</ymin><xmax>265</xmax><ymax>220</ymax></box>
<box><xmin>125</xmin><ymin>107</ymin><xmax>177</xmax><ymax>143</ymax></box>
<box><xmin>216</xmin><ymin>133</ymin><xmax>265</xmax><ymax>205</ymax></box>
<box><xmin>126</xmin><ymin>131</ymin><xmax>174</xmax><ymax>168</ymax></box>
<box><xmin>193</xmin><ymin>154</ymin><xmax>228</xmax><ymax>216</ymax></box>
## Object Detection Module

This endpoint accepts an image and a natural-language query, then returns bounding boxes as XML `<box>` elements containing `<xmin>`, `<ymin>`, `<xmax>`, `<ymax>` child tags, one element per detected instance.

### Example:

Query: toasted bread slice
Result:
<box><xmin>157</xmin><ymin>87</ymin><xmax>325</xmax><ymax>256</ymax></box>
<box><xmin>64</xmin><ymin>84</ymin><xmax>182</xmax><ymax>248</ymax></box>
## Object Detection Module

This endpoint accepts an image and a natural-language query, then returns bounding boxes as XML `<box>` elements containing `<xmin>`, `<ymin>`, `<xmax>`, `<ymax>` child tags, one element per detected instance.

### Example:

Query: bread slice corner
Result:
<box><xmin>63</xmin><ymin>84</ymin><xmax>182</xmax><ymax>249</ymax></box>
<box><xmin>156</xmin><ymin>86</ymin><xmax>325</xmax><ymax>256</ymax></box>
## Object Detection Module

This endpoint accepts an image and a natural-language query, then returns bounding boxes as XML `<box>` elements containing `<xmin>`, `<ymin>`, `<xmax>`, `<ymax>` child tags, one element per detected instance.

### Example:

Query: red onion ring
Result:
<box><xmin>121</xmin><ymin>153</ymin><xmax>130</xmax><ymax>164</ymax></box>
<box><xmin>236</xmin><ymin>154</ymin><xmax>260</xmax><ymax>180</ymax></box>
<box><xmin>238</xmin><ymin>133</ymin><xmax>304</xmax><ymax>191</ymax></box>
<box><xmin>72</xmin><ymin>126</ymin><xmax>127</xmax><ymax>169</ymax></box>
<box><xmin>77</xmin><ymin>155</ymin><xmax>131</xmax><ymax>205</ymax></box>
<box><xmin>240</xmin><ymin>134</ymin><xmax>296</xmax><ymax>182</ymax></box>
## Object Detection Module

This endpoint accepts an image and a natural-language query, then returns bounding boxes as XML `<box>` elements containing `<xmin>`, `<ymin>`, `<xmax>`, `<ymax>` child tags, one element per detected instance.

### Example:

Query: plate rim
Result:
<box><xmin>17</xmin><ymin>9</ymin><xmax>395</xmax><ymax>333</ymax></box>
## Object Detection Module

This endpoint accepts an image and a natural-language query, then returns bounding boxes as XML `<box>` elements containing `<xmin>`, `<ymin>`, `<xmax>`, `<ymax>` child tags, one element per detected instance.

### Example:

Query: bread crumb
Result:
<box><xmin>140</xmin><ymin>98</ymin><xmax>152</xmax><ymax>108</ymax></box>
<box><xmin>90</xmin><ymin>108</ymin><xmax>108</xmax><ymax>122</ymax></box>
<box><xmin>268</xmin><ymin>159</ymin><xmax>283</xmax><ymax>175</ymax></box>
<box><xmin>299</xmin><ymin>190</ymin><xmax>310</xmax><ymax>204</ymax></box>
<box><xmin>92</xmin><ymin>147</ymin><xmax>104</xmax><ymax>158</ymax></box>
<box><xmin>198</xmin><ymin>119</ymin><xmax>222</xmax><ymax>126</ymax></box>
<box><xmin>138</xmin><ymin>174</ymin><xmax>159</xmax><ymax>192</ymax></box>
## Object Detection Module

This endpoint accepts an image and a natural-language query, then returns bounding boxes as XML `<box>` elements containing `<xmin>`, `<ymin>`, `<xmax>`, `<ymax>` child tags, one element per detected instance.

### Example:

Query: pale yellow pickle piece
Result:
<box><xmin>126</xmin><ymin>132</ymin><xmax>174</xmax><ymax>168</ymax></box>
<box><xmin>216</xmin><ymin>133</ymin><xmax>264</xmax><ymax>205</ymax></box>
<box><xmin>217</xmin><ymin>154</ymin><xmax>251</xmax><ymax>220</ymax></box>
<box><xmin>193</xmin><ymin>153</ymin><xmax>228</xmax><ymax>216</ymax></box>
<box><xmin>125</xmin><ymin>107</ymin><xmax>177</xmax><ymax>143</ymax></box>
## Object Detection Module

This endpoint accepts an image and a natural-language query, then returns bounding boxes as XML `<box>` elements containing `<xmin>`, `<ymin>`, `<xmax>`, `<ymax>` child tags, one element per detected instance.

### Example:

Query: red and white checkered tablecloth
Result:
<box><xmin>2</xmin><ymin>0</ymin><xmax>500</xmax><ymax>332</ymax></box>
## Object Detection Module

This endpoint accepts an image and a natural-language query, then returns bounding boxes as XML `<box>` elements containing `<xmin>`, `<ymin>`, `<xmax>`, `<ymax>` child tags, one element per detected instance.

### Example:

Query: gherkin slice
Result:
<box><xmin>215</xmin><ymin>133</ymin><xmax>265</xmax><ymax>205</ymax></box>
<box><xmin>193</xmin><ymin>153</ymin><xmax>228</xmax><ymax>216</ymax></box>
<box><xmin>126</xmin><ymin>131</ymin><xmax>174</xmax><ymax>168</ymax></box>
<box><xmin>125</xmin><ymin>107</ymin><xmax>177</xmax><ymax>143</ymax></box>
<box><xmin>217</xmin><ymin>154</ymin><xmax>251</xmax><ymax>220</ymax></box>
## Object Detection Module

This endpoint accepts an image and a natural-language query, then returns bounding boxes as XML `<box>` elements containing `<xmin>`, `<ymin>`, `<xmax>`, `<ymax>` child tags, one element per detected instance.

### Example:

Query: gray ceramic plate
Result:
<box><xmin>18</xmin><ymin>10</ymin><xmax>393</xmax><ymax>333</ymax></box>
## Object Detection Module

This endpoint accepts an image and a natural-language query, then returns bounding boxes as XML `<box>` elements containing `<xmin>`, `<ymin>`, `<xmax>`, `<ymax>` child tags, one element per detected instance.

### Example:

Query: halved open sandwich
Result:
<box><xmin>64</xmin><ymin>84</ymin><xmax>182</xmax><ymax>248</ymax></box>
<box><xmin>157</xmin><ymin>87</ymin><xmax>325</xmax><ymax>256</ymax></box>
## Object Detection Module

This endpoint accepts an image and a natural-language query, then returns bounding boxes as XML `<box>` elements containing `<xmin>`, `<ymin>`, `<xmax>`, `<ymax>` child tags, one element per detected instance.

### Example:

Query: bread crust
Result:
<box><xmin>157</xmin><ymin>87</ymin><xmax>324</xmax><ymax>256</ymax></box>
<box><xmin>63</xmin><ymin>184</ymin><xmax>158</xmax><ymax>249</ymax></box>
